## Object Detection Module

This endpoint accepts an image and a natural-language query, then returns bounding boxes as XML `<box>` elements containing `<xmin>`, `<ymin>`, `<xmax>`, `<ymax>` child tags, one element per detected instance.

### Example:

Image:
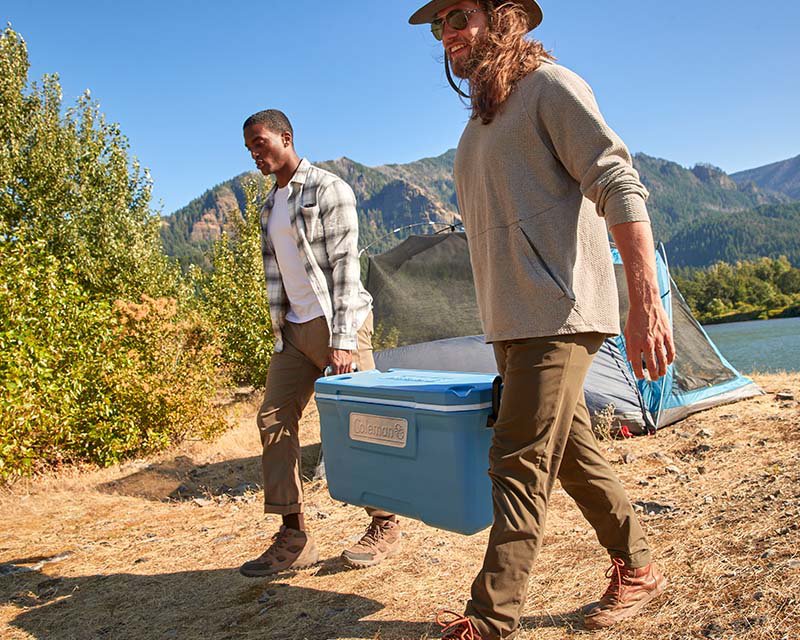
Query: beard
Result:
<box><xmin>449</xmin><ymin>52</ymin><xmax>474</xmax><ymax>79</ymax></box>
<box><xmin>448</xmin><ymin>35</ymin><xmax>490</xmax><ymax>80</ymax></box>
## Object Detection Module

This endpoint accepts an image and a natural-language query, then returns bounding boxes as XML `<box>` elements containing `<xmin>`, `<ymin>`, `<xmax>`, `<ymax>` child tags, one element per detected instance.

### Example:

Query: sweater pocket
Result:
<box><xmin>516</xmin><ymin>222</ymin><xmax>576</xmax><ymax>303</ymax></box>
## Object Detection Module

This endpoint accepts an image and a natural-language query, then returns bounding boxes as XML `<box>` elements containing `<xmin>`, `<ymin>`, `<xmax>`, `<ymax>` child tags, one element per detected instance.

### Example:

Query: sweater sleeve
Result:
<box><xmin>526</xmin><ymin>64</ymin><xmax>651</xmax><ymax>229</ymax></box>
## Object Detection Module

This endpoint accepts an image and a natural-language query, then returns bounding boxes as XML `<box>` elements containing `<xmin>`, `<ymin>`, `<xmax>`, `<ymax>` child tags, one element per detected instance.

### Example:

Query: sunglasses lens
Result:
<box><xmin>431</xmin><ymin>9</ymin><xmax>473</xmax><ymax>40</ymax></box>
<box><xmin>448</xmin><ymin>9</ymin><xmax>470</xmax><ymax>30</ymax></box>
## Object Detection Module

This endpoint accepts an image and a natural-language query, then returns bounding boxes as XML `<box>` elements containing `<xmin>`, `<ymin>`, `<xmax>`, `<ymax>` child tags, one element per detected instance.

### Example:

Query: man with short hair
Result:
<box><xmin>239</xmin><ymin>109</ymin><xmax>400</xmax><ymax>576</ymax></box>
<box><xmin>409</xmin><ymin>2</ymin><xmax>673</xmax><ymax>637</ymax></box>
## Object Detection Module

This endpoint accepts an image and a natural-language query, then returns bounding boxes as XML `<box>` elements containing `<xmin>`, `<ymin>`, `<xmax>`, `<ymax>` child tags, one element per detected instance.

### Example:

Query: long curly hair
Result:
<box><xmin>466</xmin><ymin>1</ymin><xmax>554</xmax><ymax>124</ymax></box>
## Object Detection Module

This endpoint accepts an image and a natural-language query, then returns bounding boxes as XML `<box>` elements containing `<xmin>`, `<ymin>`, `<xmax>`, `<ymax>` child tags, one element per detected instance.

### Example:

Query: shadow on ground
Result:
<box><xmin>95</xmin><ymin>443</ymin><xmax>323</xmax><ymax>503</ymax></box>
<box><xmin>0</xmin><ymin>565</ymin><xmax>417</xmax><ymax>640</ymax></box>
<box><xmin>0</xmin><ymin>563</ymin><xmax>583</xmax><ymax>640</ymax></box>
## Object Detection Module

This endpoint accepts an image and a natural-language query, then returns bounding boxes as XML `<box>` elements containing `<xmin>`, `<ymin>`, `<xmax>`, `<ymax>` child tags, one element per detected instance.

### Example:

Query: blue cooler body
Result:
<box><xmin>314</xmin><ymin>369</ymin><xmax>497</xmax><ymax>535</ymax></box>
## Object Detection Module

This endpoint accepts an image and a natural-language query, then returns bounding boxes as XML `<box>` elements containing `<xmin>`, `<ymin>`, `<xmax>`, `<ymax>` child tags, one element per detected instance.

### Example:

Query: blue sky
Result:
<box><xmin>3</xmin><ymin>1</ymin><xmax>799</xmax><ymax>214</ymax></box>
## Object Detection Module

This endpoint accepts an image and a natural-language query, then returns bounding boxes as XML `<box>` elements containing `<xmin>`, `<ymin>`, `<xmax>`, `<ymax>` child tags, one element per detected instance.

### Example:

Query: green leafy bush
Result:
<box><xmin>0</xmin><ymin>27</ymin><xmax>225</xmax><ymax>480</ymax></box>
<box><xmin>192</xmin><ymin>178</ymin><xmax>274</xmax><ymax>385</ymax></box>
<box><xmin>0</xmin><ymin>241</ymin><xmax>225</xmax><ymax>479</ymax></box>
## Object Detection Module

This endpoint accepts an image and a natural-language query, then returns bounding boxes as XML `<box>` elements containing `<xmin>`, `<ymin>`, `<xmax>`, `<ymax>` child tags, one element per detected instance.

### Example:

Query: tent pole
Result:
<box><xmin>653</xmin><ymin>243</ymin><xmax>672</xmax><ymax>430</ymax></box>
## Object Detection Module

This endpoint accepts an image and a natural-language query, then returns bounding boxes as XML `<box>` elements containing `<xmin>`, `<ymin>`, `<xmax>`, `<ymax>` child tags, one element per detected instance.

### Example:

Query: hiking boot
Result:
<box><xmin>239</xmin><ymin>526</ymin><xmax>319</xmax><ymax>577</ymax></box>
<box><xmin>341</xmin><ymin>517</ymin><xmax>402</xmax><ymax>568</ymax></box>
<box><xmin>436</xmin><ymin>611</ymin><xmax>485</xmax><ymax>639</ymax></box>
<box><xmin>583</xmin><ymin>558</ymin><xmax>667</xmax><ymax>629</ymax></box>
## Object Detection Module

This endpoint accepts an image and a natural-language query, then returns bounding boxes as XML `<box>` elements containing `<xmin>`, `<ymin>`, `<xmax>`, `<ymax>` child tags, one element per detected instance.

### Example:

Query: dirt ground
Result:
<box><xmin>2</xmin><ymin>372</ymin><xmax>798</xmax><ymax>640</ymax></box>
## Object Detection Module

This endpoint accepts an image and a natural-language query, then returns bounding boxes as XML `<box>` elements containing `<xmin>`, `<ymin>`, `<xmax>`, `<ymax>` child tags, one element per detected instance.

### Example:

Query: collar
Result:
<box><xmin>289</xmin><ymin>157</ymin><xmax>311</xmax><ymax>187</ymax></box>
<box><xmin>264</xmin><ymin>158</ymin><xmax>311</xmax><ymax>209</ymax></box>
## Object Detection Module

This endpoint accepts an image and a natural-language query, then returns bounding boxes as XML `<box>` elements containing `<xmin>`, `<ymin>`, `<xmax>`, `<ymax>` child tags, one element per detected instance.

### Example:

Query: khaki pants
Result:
<box><xmin>466</xmin><ymin>333</ymin><xmax>651</xmax><ymax>639</ymax></box>
<box><xmin>256</xmin><ymin>312</ymin><xmax>389</xmax><ymax>517</ymax></box>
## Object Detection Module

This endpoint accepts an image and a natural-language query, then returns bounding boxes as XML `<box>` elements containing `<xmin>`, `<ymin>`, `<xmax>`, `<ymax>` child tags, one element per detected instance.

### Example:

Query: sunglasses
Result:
<box><xmin>430</xmin><ymin>8</ymin><xmax>480</xmax><ymax>41</ymax></box>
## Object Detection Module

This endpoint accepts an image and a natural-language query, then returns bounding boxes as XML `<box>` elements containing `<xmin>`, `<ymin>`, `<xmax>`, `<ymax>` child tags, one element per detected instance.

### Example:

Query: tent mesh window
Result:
<box><xmin>614</xmin><ymin>263</ymin><xmax>737</xmax><ymax>392</ymax></box>
<box><xmin>365</xmin><ymin>232</ymin><xmax>482</xmax><ymax>346</ymax></box>
<box><xmin>669</xmin><ymin>284</ymin><xmax>737</xmax><ymax>391</ymax></box>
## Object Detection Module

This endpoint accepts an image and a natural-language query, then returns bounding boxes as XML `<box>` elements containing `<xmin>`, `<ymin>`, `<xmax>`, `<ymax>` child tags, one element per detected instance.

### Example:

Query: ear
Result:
<box><xmin>282</xmin><ymin>131</ymin><xmax>293</xmax><ymax>148</ymax></box>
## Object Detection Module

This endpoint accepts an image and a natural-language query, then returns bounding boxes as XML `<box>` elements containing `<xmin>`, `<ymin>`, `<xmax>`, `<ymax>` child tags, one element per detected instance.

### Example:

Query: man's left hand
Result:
<box><xmin>326</xmin><ymin>348</ymin><xmax>354</xmax><ymax>375</ymax></box>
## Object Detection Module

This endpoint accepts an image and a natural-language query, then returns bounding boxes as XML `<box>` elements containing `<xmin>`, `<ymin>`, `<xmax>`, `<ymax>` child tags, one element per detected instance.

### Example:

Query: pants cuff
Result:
<box><xmin>464</xmin><ymin>608</ymin><xmax>517</xmax><ymax>640</ymax></box>
<box><xmin>263</xmin><ymin>501</ymin><xmax>303</xmax><ymax>515</ymax></box>
<box><xmin>612</xmin><ymin>550</ymin><xmax>653</xmax><ymax>569</ymax></box>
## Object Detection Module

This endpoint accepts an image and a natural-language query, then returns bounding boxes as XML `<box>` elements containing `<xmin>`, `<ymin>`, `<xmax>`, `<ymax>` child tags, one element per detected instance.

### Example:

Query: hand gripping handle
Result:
<box><xmin>322</xmin><ymin>363</ymin><xmax>360</xmax><ymax>377</ymax></box>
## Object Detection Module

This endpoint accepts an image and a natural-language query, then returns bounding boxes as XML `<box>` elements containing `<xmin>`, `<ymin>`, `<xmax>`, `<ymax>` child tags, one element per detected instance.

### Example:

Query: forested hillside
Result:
<box><xmin>674</xmin><ymin>256</ymin><xmax>800</xmax><ymax>323</ymax></box>
<box><xmin>633</xmin><ymin>155</ymin><xmax>790</xmax><ymax>241</ymax></box>
<box><xmin>665</xmin><ymin>203</ymin><xmax>800</xmax><ymax>267</ymax></box>
<box><xmin>161</xmin><ymin>151</ymin><xmax>799</xmax><ymax>270</ymax></box>
<box><xmin>161</xmin><ymin>151</ymin><xmax>460</xmax><ymax>269</ymax></box>
<box><xmin>159</xmin><ymin>173</ymin><xmax>260</xmax><ymax>271</ymax></box>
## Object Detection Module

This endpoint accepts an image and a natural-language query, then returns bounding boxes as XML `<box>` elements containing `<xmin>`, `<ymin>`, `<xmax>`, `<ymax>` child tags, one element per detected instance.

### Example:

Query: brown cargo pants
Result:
<box><xmin>465</xmin><ymin>333</ymin><xmax>651</xmax><ymax>639</ymax></box>
<box><xmin>256</xmin><ymin>312</ymin><xmax>390</xmax><ymax>518</ymax></box>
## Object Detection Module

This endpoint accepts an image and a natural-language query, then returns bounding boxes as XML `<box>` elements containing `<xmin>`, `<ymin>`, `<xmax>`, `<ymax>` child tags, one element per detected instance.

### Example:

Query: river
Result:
<box><xmin>702</xmin><ymin>317</ymin><xmax>800</xmax><ymax>374</ymax></box>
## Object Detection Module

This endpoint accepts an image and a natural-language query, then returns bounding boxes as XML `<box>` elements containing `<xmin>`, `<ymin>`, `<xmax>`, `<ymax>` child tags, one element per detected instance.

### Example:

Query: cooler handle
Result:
<box><xmin>323</xmin><ymin>363</ymin><xmax>359</xmax><ymax>377</ymax></box>
<box><xmin>488</xmin><ymin>375</ymin><xmax>503</xmax><ymax>428</ymax></box>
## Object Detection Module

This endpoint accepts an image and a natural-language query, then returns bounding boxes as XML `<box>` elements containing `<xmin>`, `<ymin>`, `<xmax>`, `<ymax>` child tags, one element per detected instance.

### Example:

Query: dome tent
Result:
<box><xmin>366</xmin><ymin>232</ymin><xmax>762</xmax><ymax>434</ymax></box>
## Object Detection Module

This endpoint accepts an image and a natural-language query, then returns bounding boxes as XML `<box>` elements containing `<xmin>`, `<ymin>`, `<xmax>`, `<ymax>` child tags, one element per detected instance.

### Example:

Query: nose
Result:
<box><xmin>441</xmin><ymin>20</ymin><xmax>459</xmax><ymax>45</ymax></box>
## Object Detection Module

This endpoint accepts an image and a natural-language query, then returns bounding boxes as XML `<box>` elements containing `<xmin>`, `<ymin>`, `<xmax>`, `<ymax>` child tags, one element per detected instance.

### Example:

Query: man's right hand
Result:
<box><xmin>610</xmin><ymin>221</ymin><xmax>676</xmax><ymax>381</ymax></box>
<box><xmin>624</xmin><ymin>299</ymin><xmax>675</xmax><ymax>380</ymax></box>
<box><xmin>325</xmin><ymin>348</ymin><xmax>354</xmax><ymax>376</ymax></box>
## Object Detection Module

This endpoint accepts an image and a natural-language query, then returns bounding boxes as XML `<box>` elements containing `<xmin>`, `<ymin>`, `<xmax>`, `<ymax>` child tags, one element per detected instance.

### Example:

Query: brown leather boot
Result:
<box><xmin>239</xmin><ymin>526</ymin><xmax>319</xmax><ymax>577</ymax></box>
<box><xmin>341</xmin><ymin>517</ymin><xmax>402</xmax><ymax>568</ymax></box>
<box><xmin>583</xmin><ymin>558</ymin><xmax>667</xmax><ymax>629</ymax></box>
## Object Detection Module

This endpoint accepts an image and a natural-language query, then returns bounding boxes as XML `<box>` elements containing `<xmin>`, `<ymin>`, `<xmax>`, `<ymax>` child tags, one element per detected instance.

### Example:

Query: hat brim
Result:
<box><xmin>408</xmin><ymin>0</ymin><xmax>543</xmax><ymax>31</ymax></box>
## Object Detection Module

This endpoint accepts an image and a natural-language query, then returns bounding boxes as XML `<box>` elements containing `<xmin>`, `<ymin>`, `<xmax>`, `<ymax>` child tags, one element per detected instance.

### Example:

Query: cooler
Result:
<box><xmin>314</xmin><ymin>369</ymin><xmax>498</xmax><ymax>535</ymax></box>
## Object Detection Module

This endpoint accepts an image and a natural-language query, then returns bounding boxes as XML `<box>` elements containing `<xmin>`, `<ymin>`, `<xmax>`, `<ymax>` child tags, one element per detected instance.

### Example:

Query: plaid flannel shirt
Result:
<box><xmin>260</xmin><ymin>158</ymin><xmax>372</xmax><ymax>353</ymax></box>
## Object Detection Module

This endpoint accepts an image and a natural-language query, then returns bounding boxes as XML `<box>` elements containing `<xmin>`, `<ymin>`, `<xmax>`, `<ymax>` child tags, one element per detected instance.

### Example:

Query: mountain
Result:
<box><xmin>315</xmin><ymin>153</ymin><xmax>459</xmax><ymax>253</ymax></box>
<box><xmin>731</xmin><ymin>154</ymin><xmax>800</xmax><ymax>200</ymax></box>
<box><xmin>664</xmin><ymin>202</ymin><xmax>800</xmax><ymax>267</ymax></box>
<box><xmin>159</xmin><ymin>174</ymin><xmax>258</xmax><ymax>270</ymax></box>
<box><xmin>632</xmin><ymin>154</ymin><xmax>791</xmax><ymax>242</ymax></box>
<box><xmin>160</xmin><ymin>151</ymin><xmax>459</xmax><ymax>269</ymax></box>
<box><xmin>161</xmin><ymin>151</ymin><xmax>799</xmax><ymax>270</ymax></box>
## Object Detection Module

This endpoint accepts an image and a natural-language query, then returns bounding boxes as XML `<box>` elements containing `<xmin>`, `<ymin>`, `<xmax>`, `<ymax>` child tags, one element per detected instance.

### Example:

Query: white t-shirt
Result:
<box><xmin>268</xmin><ymin>186</ymin><xmax>325</xmax><ymax>323</ymax></box>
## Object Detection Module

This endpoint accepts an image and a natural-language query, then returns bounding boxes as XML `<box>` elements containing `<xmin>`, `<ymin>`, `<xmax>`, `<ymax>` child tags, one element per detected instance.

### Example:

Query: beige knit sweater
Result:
<box><xmin>454</xmin><ymin>60</ymin><xmax>651</xmax><ymax>341</ymax></box>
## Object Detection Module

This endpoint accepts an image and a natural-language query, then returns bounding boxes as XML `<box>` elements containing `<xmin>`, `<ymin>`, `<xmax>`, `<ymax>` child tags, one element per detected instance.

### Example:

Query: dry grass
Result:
<box><xmin>1</xmin><ymin>373</ymin><xmax>799</xmax><ymax>640</ymax></box>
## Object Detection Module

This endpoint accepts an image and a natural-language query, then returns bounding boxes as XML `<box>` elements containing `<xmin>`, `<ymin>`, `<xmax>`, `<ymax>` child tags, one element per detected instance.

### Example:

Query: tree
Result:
<box><xmin>0</xmin><ymin>26</ymin><xmax>223</xmax><ymax>480</ymax></box>
<box><xmin>778</xmin><ymin>269</ymin><xmax>800</xmax><ymax>295</ymax></box>
<box><xmin>193</xmin><ymin>177</ymin><xmax>274</xmax><ymax>385</ymax></box>
<box><xmin>0</xmin><ymin>26</ymin><xmax>178</xmax><ymax>299</ymax></box>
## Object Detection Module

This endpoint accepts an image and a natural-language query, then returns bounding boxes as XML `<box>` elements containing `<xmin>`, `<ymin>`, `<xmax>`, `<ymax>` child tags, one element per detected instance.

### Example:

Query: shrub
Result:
<box><xmin>0</xmin><ymin>27</ymin><xmax>226</xmax><ymax>479</ymax></box>
<box><xmin>193</xmin><ymin>177</ymin><xmax>274</xmax><ymax>385</ymax></box>
<box><xmin>0</xmin><ymin>239</ymin><xmax>226</xmax><ymax>480</ymax></box>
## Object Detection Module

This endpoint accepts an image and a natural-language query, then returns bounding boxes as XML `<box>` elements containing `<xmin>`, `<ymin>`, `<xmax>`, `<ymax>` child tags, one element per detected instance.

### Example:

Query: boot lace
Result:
<box><xmin>258</xmin><ymin>526</ymin><xmax>292</xmax><ymax>560</ymax></box>
<box><xmin>601</xmin><ymin>557</ymin><xmax>628</xmax><ymax>602</ymax></box>
<box><xmin>356</xmin><ymin>520</ymin><xmax>385</xmax><ymax>549</ymax></box>
<box><xmin>436</xmin><ymin>610</ymin><xmax>481</xmax><ymax>640</ymax></box>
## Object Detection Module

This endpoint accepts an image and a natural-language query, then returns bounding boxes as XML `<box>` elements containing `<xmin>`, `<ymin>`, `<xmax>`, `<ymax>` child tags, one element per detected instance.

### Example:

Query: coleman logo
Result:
<box><xmin>349</xmin><ymin>413</ymin><xmax>408</xmax><ymax>448</ymax></box>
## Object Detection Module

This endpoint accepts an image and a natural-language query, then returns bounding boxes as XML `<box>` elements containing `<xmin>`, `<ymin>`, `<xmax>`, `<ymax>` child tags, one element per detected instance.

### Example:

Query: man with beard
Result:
<box><xmin>408</xmin><ymin>2</ymin><xmax>673</xmax><ymax>638</ymax></box>
<box><xmin>238</xmin><ymin>109</ymin><xmax>401</xmax><ymax>576</ymax></box>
